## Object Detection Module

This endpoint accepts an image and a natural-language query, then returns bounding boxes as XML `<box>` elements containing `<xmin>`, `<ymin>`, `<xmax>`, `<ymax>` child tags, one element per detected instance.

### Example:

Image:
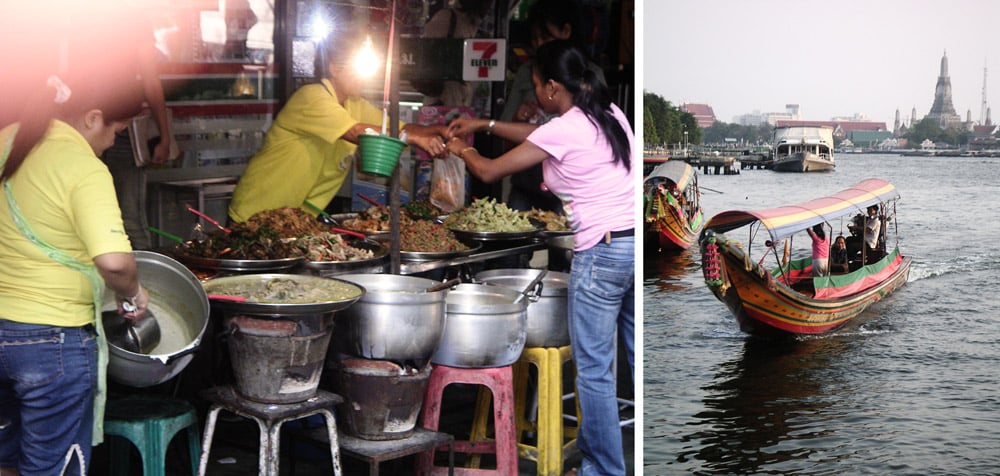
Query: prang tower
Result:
<box><xmin>926</xmin><ymin>51</ymin><xmax>962</xmax><ymax>129</ymax></box>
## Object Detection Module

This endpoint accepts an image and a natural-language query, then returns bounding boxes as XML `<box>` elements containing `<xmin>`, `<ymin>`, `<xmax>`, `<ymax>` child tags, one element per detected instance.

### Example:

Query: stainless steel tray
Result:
<box><xmin>400</xmin><ymin>241</ymin><xmax>483</xmax><ymax>261</ymax></box>
<box><xmin>203</xmin><ymin>274</ymin><xmax>364</xmax><ymax>316</ymax></box>
<box><xmin>171</xmin><ymin>247</ymin><xmax>305</xmax><ymax>272</ymax></box>
<box><xmin>450</xmin><ymin>228</ymin><xmax>541</xmax><ymax>241</ymax></box>
<box><xmin>300</xmin><ymin>238</ymin><xmax>389</xmax><ymax>272</ymax></box>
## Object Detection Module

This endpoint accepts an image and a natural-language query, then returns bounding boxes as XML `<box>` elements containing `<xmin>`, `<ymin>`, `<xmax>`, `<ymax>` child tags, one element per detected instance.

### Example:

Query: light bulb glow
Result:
<box><xmin>352</xmin><ymin>36</ymin><xmax>381</xmax><ymax>79</ymax></box>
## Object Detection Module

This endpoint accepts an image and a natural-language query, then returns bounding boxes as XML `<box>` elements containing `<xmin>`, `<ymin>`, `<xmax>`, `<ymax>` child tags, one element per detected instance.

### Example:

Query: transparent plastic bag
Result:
<box><xmin>429</xmin><ymin>153</ymin><xmax>466</xmax><ymax>213</ymax></box>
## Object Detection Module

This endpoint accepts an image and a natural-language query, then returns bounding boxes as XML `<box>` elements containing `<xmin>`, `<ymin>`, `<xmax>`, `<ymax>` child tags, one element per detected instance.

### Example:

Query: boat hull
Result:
<box><xmin>645</xmin><ymin>202</ymin><xmax>703</xmax><ymax>250</ymax></box>
<box><xmin>771</xmin><ymin>151</ymin><xmax>835</xmax><ymax>172</ymax></box>
<box><xmin>701</xmin><ymin>233</ymin><xmax>910</xmax><ymax>337</ymax></box>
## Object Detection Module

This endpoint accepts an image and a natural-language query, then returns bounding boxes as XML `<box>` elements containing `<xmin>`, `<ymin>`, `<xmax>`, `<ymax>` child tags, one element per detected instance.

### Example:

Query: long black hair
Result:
<box><xmin>533</xmin><ymin>40</ymin><xmax>631</xmax><ymax>171</ymax></box>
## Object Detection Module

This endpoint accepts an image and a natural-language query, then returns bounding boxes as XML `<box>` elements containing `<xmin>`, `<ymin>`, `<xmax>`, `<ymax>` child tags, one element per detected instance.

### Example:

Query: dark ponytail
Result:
<box><xmin>533</xmin><ymin>40</ymin><xmax>631</xmax><ymax>171</ymax></box>
<box><xmin>2</xmin><ymin>36</ymin><xmax>145</xmax><ymax>181</ymax></box>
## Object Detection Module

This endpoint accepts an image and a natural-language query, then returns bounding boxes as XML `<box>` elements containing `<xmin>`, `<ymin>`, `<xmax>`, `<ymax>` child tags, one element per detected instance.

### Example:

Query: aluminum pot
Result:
<box><xmin>432</xmin><ymin>283</ymin><xmax>527</xmax><ymax>368</ymax></box>
<box><xmin>546</xmin><ymin>235</ymin><xmax>574</xmax><ymax>272</ymax></box>
<box><xmin>102</xmin><ymin>251</ymin><xmax>209</xmax><ymax>387</ymax></box>
<box><xmin>475</xmin><ymin>269</ymin><xmax>570</xmax><ymax>347</ymax></box>
<box><xmin>331</xmin><ymin>274</ymin><xmax>448</xmax><ymax>361</ymax></box>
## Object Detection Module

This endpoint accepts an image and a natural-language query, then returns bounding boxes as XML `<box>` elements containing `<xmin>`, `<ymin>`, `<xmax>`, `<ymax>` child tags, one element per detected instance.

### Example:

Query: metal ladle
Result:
<box><xmin>102</xmin><ymin>307</ymin><xmax>161</xmax><ymax>354</ymax></box>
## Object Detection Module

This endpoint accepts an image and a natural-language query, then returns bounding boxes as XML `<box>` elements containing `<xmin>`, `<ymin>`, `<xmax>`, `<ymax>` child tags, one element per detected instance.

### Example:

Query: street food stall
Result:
<box><xmin>87</xmin><ymin>0</ymin><xmax>634</xmax><ymax>473</ymax></box>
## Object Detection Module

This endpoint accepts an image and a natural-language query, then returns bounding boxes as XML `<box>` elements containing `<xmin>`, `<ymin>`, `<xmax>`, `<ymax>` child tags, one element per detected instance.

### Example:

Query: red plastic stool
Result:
<box><xmin>416</xmin><ymin>364</ymin><xmax>517</xmax><ymax>476</ymax></box>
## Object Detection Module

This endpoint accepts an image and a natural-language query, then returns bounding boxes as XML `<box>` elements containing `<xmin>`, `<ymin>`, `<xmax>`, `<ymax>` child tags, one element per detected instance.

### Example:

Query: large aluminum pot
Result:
<box><xmin>475</xmin><ymin>269</ymin><xmax>570</xmax><ymax>347</ymax></box>
<box><xmin>546</xmin><ymin>235</ymin><xmax>574</xmax><ymax>272</ymax></box>
<box><xmin>332</xmin><ymin>274</ymin><xmax>448</xmax><ymax>361</ymax></box>
<box><xmin>432</xmin><ymin>283</ymin><xmax>527</xmax><ymax>368</ymax></box>
<box><xmin>102</xmin><ymin>251</ymin><xmax>209</xmax><ymax>387</ymax></box>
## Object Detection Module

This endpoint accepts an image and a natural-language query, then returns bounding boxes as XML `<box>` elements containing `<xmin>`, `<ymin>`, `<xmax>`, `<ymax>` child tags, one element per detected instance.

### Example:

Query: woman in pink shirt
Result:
<box><xmin>446</xmin><ymin>40</ymin><xmax>634</xmax><ymax>476</ymax></box>
<box><xmin>807</xmin><ymin>223</ymin><xmax>830</xmax><ymax>277</ymax></box>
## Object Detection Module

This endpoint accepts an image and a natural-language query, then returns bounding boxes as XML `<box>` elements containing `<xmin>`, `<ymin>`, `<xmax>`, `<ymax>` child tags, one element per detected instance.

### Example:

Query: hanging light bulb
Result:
<box><xmin>352</xmin><ymin>35</ymin><xmax>381</xmax><ymax>79</ymax></box>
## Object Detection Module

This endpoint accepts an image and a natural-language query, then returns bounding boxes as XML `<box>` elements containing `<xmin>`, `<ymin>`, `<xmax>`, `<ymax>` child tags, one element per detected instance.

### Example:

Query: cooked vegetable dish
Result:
<box><xmin>401</xmin><ymin>220</ymin><xmax>470</xmax><ymax>252</ymax></box>
<box><xmin>204</xmin><ymin>276</ymin><xmax>362</xmax><ymax>304</ymax></box>
<box><xmin>444</xmin><ymin>197</ymin><xmax>536</xmax><ymax>232</ymax></box>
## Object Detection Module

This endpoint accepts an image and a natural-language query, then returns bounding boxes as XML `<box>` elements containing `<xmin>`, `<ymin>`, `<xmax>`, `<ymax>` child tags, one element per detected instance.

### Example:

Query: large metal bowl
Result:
<box><xmin>331</xmin><ymin>274</ymin><xmax>448</xmax><ymax>361</ymax></box>
<box><xmin>432</xmin><ymin>283</ymin><xmax>527</xmax><ymax>368</ymax></box>
<box><xmin>102</xmin><ymin>251</ymin><xmax>210</xmax><ymax>387</ymax></box>
<box><xmin>475</xmin><ymin>269</ymin><xmax>570</xmax><ymax>347</ymax></box>
<box><xmin>202</xmin><ymin>274</ymin><xmax>364</xmax><ymax>317</ymax></box>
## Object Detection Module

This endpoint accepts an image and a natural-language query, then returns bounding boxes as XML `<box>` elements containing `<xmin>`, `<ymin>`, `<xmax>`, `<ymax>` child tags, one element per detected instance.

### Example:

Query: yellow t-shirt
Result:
<box><xmin>228</xmin><ymin>79</ymin><xmax>403</xmax><ymax>222</ymax></box>
<box><xmin>0</xmin><ymin>121</ymin><xmax>132</xmax><ymax>326</ymax></box>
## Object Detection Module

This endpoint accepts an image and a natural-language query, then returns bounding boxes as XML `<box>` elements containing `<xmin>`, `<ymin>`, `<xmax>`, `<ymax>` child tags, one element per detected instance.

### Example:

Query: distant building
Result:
<box><xmin>680</xmin><ymin>103</ymin><xmax>717</xmax><ymax>128</ymax></box>
<box><xmin>926</xmin><ymin>51</ymin><xmax>963</xmax><ymax>129</ymax></box>
<box><xmin>774</xmin><ymin>119</ymin><xmax>888</xmax><ymax>142</ymax></box>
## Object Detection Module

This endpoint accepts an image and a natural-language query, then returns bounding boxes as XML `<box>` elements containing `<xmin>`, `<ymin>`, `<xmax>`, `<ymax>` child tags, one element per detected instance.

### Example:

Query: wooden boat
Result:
<box><xmin>699</xmin><ymin>179</ymin><xmax>910</xmax><ymax>337</ymax></box>
<box><xmin>770</xmin><ymin>126</ymin><xmax>836</xmax><ymax>172</ymax></box>
<box><xmin>643</xmin><ymin>161</ymin><xmax>704</xmax><ymax>250</ymax></box>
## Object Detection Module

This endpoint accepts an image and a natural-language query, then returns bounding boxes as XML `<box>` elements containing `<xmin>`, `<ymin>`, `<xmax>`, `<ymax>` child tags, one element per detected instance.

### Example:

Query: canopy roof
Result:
<box><xmin>704</xmin><ymin>178</ymin><xmax>899</xmax><ymax>241</ymax></box>
<box><xmin>644</xmin><ymin>160</ymin><xmax>694</xmax><ymax>191</ymax></box>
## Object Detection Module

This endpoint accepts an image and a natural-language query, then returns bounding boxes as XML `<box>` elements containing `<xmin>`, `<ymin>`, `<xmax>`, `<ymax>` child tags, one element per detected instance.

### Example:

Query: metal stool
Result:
<box><xmin>417</xmin><ymin>365</ymin><xmax>517</xmax><ymax>475</ymax></box>
<box><xmin>470</xmin><ymin>346</ymin><xmax>580</xmax><ymax>476</ymax></box>
<box><xmin>103</xmin><ymin>395</ymin><xmax>201</xmax><ymax>476</ymax></box>
<box><xmin>197</xmin><ymin>386</ymin><xmax>343</xmax><ymax>476</ymax></box>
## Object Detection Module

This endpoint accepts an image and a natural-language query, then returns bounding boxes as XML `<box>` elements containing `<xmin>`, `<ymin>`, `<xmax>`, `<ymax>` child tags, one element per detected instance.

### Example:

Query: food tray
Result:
<box><xmin>450</xmin><ymin>228</ymin><xmax>541</xmax><ymax>242</ymax></box>
<box><xmin>171</xmin><ymin>247</ymin><xmax>305</xmax><ymax>272</ymax></box>
<box><xmin>330</xmin><ymin>212</ymin><xmax>389</xmax><ymax>236</ymax></box>
<box><xmin>300</xmin><ymin>238</ymin><xmax>389</xmax><ymax>272</ymax></box>
<box><xmin>203</xmin><ymin>274</ymin><xmax>365</xmax><ymax>315</ymax></box>
<box><xmin>400</xmin><ymin>241</ymin><xmax>483</xmax><ymax>262</ymax></box>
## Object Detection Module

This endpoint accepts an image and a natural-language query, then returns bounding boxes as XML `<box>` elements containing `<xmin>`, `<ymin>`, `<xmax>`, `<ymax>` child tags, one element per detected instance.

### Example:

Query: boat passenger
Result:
<box><xmin>445</xmin><ymin>40</ymin><xmax>634</xmax><ymax>476</ymax></box>
<box><xmin>830</xmin><ymin>235</ymin><xmax>850</xmax><ymax>274</ymax></box>
<box><xmin>863</xmin><ymin>205</ymin><xmax>882</xmax><ymax>263</ymax></box>
<box><xmin>807</xmin><ymin>223</ymin><xmax>830</xmax><ymax>276</ymax></box>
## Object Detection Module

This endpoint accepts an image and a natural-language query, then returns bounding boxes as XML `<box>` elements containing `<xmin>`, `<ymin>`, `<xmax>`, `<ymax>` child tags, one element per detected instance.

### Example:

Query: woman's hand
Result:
<box><xmin>117</xmin><ymin>284</ymin><xmax>150</xmax><ymax>321</ymax></box>
<box><xmin>514</xmin><ymin>100</ymin><xmax>541</xmax><ymax>123</ymax></box>
<box><xmin>410</xmin><ymin>133</ymin><xmax>448</xmax><ymax>158</ymax></box>
<box><xmin>445</xmin><ymin>136</ymin><xmax>471</xmax><ymax>157</ymax></box>
<box><xmin>446</xmin><ymin>118</ymin><xmax>485</xmax><ymax>138</ymax></box>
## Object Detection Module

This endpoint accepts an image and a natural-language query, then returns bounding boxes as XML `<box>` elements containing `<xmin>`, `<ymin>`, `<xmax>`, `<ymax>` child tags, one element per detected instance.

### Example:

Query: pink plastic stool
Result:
<box><xmin>417</xmin><ymin>364</ymin><xmax>517</xmax><ymax>476</ymax></box>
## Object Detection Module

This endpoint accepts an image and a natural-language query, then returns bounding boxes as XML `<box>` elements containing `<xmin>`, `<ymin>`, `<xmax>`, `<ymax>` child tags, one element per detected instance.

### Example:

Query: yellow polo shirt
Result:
<box><xmin>0</xmin><ymin>121</ymin><xmax>132</xmax><ymax>326</ymax></box>
<box><xmin>228</xmin><ymin>79</ymin><xmax>403</xmax><ymax>222</ymax></box>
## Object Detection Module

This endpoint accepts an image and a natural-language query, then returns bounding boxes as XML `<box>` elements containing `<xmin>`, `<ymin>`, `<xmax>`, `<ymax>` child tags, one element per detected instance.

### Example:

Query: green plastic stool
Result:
<box><xmin>104</xmin><ymin>395</ymin><xmax>201</xmax><ymax>476</ymax></box>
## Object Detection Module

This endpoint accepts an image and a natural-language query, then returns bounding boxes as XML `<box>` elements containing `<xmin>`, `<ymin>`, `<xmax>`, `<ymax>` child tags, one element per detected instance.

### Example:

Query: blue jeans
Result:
<box><xmin>0</xmin><ymin>321</ymin><xmax>97</xmax><ymax>476</ymax></box>
<box><xmin>568</xmin><ymin>238</ymin><xmax>635</xmax><ymax>476</ymax></box>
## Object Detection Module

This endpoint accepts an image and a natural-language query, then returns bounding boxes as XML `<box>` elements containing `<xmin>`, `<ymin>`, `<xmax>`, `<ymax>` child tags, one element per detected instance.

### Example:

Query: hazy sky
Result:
<box><xmin>642</xmin><ymin>0</ymin><xmax>1000</xmax><ymax>127</ymax></box>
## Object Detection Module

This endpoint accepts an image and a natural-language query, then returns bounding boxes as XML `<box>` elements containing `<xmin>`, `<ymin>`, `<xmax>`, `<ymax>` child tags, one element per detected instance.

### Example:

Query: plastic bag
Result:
<box><xmin>429</xmin><ymin>153</ymin><xmax>466</xmax><ymax>213</ymax></box>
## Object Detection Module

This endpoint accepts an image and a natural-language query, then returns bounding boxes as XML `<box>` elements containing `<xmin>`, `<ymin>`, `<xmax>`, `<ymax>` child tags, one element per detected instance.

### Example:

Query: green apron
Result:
<box><xmin>1</xmin><ymin>128</ymin><xmax>110</xmax><ymax>444</ymax></box>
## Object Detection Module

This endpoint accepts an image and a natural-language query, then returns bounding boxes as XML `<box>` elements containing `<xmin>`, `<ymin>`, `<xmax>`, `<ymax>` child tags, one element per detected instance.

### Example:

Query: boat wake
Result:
<box><xmin>908</xmin><ymin>251</ymin><xmax>1000</xmax><ymax>282</ymax></box>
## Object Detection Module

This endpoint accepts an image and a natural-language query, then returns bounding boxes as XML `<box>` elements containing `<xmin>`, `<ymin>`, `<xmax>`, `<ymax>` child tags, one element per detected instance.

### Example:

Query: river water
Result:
<box><xmin>642</xmin><ymin>153</ymin><xmax>1000</xmax><ymax>474</ymax></box>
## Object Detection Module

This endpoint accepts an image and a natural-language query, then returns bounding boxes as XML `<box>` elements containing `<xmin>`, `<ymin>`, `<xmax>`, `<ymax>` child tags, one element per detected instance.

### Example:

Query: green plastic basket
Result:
<box><xmin>358</xmin><ymin>134</ymin><xmax>407</xmax><ymax>177</ymax></box>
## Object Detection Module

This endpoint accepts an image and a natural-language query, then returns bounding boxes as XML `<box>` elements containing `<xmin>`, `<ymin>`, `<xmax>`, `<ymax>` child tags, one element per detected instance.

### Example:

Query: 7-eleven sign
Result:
<box><xmin>462</xmin><ymin>39</ymin><xmax>506</xmax><ymax>82</ymax></box>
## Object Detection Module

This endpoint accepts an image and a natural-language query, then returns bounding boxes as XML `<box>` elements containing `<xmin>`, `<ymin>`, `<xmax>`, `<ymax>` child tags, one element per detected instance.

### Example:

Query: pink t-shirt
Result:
<box><xmin>527</xmin><ymin>104</ymin><xmax>635</xmax><ymax>251</ymax></box>
<box><xmin>809</xmin><ymin>229</ymin><xmax>830</xmax><ymax>260</ymax></box>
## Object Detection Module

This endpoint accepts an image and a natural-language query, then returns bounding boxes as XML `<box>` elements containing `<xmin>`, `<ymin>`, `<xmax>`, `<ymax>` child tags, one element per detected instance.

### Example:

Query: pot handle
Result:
<box><xmin>514</xmin><ymin>270</ymin><xmax>547</xmax><ymax>304</ymax></box>
<box><xmin>164</xmin><ymin>345</ymin><xmax>200</xmax><ymax>365</ymax></box>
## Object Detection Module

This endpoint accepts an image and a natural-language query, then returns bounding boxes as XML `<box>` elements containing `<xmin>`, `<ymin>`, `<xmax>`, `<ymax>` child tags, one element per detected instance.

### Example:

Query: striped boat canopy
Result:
<box><xmin>644</xmin><ymin>160</ymin><xmax>694</xmax><ymax>191</ymax></box>
<box><xmin>703</xmin><ymin>178</ymin><xmax>899</xmax><ymax>241</ymax></box>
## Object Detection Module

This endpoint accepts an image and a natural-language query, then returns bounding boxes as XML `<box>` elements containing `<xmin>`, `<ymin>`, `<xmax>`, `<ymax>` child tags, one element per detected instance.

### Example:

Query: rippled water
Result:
<box><xmin>642</xmin><ymin>154</ymin><xmax>1000</xmax><ymax>475</ymax></box>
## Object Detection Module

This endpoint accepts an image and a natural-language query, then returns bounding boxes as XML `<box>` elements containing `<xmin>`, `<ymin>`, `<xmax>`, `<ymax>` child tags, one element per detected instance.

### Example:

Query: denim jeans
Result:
<box><xmin>0</xmin><ymin>321</ymin><xmax>97</xmax><ymax>476</ymax></box>
<box><xmin>568</xmin><ymin>237</ymin><xmax>635</xmax><ymax>476</ymax></box>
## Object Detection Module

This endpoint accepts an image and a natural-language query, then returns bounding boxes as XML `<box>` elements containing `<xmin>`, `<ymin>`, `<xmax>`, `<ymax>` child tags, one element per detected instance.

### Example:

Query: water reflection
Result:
<box><xmin>643</xmin><ymin>249</ymin><xmax>698</xmax><ymax>293</ymax></box>
<box><xmin>677</xmin><ymin>337</ymin><xmax>856</xmax><ymax>473</ymax></box>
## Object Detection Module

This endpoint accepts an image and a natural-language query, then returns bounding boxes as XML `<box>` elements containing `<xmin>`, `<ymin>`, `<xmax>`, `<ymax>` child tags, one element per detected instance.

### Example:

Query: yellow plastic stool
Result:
<box><xmin>470</xmin><ymin>345</ymin><xmax>579</xmax><ymax>476</ymax></box>
<box><xmin>104</xmin><ymin>395</ymin><xmax>201</xmax><ymax>476</ymax></box>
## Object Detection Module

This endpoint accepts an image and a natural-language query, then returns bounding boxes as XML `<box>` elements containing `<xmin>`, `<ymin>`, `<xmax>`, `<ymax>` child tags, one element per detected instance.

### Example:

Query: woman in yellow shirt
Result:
<box><xmin>229</xmin><ymin>29</ymin><xmax>448</xmax><ymax>223</ymax></box>
<box><xmin>0</xmin><ymin>34</ymin><xmax>150</xmax><ymax>475</ymax></box>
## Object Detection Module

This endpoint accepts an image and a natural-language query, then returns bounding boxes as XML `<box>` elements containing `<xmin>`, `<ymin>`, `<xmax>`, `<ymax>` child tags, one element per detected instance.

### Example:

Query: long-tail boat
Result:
<box><xmin>643</xmin><ymin>161</ymin><xmax>703</xmax><ymax>250</ymax></box>
<box><xmin>699</xmin><ymin>178</ymin><xmax>910</xmax><ymax>337</ymax></box>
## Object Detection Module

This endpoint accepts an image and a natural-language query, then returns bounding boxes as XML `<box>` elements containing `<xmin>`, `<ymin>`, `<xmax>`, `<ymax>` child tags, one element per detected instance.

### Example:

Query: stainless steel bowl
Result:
<box><xmin>331</xmin><ymin>274</ymin><xmax>448</xmax><ymax>361</ymax></box>
<box><xmin>102</xmin><ymin>251</ymin><xmax>210</xmax><ymax>387</ymax></box>
<box><xmin>475</xmin><ymin>269</ymin><xmax>570</xmax><ymax>347</ymax></box>
<box><xmin>432</xmin><ymin>283</ymin><xmax>527</xmax><ymax>368</ymax></box>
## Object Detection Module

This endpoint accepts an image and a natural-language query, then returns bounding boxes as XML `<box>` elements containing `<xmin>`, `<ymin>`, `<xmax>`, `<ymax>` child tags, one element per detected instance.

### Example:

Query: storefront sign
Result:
<box><xmin>462</xmin><ymin>39</ymin><xmax>505</xmax><ymax>82</ymax></box>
